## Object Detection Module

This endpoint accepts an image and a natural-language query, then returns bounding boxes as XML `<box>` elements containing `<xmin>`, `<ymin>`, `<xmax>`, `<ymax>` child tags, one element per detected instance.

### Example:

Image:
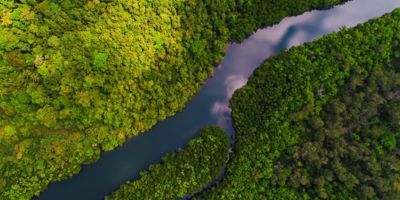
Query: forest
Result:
<box><xmin>0</xmin><ymin>0</ymin><xmax>349</xmax><ymax>199</ymax></box>
<box><xmin>106</xmin><ymin>127</ymin><xmax>229</xmax><ymax>200</ymax></box>
<box><xmin>196</xmin><ymin>8</ymin><xmax>400</xmax><ymax>199</ymax></box>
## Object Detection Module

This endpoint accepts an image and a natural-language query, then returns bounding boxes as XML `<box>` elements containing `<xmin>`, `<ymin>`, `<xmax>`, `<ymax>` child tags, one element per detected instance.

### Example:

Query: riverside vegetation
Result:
<box><xmin>106</xmin><ymin>127</ymin><xmax>229</xmax><ymax>200</ymax></box>
<box><xmin>0</xmin><ymin>0</ymin><xmax>349</xmax><ymax>199</ymax></box>
<box><xmin>197</xmin><ymin>8</ymin><xmax>400</xmax><ymax>200</ymax></box>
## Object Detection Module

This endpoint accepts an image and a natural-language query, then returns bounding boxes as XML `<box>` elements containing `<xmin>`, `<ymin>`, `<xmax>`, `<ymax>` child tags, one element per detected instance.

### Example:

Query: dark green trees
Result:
<box><xmin>271</xmin><ymin>67</ymin><xmax>400</xmax><ymax>199</ymax></box>
<box><xmin>106</xmin><ymin>127</ymin><xmax>229</xmax><ymax>200</ymax></box>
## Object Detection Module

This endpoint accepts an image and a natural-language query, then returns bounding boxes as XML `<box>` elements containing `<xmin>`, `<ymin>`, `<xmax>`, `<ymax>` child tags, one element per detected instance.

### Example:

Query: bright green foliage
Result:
<box><xmin>199</xmin><ymin>9</ymin><xmax>400</xmax><ymax>199</ymax></box>
<box><xmin>0</xmin><ymin>1</ymin><xmax>227</xmax><ymax>198</ymax></box>
<box><xmin>106</xmin><ymin>127</ymin><xmax>229</xmax><ymax>200</ymax></box>
<box><xmin>0</xmin><ymin>0</ymin><xmax>348</xmax><ymax>199</ymax></box>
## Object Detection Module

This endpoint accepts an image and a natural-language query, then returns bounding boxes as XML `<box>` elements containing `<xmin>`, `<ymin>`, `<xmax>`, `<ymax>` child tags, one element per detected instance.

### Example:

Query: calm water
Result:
<box><xmin>36</xmin><ymin>0</ymin><xmax>400</xmax><ymax>199</ymax></box>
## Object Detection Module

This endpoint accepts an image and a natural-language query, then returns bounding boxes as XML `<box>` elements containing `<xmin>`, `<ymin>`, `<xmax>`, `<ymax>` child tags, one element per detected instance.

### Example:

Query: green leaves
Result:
<box><xmin>92</xmin><ymin>52</ymin><xmax>108</xmax><ymax>69</ymax></box>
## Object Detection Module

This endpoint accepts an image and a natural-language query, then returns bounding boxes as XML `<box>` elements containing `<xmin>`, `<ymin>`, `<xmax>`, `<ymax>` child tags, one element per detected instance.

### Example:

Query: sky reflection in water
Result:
<box><xmin>211</xmin><ymin>0</ymin><xmax>400</xmax><ymax>129</ymax></box>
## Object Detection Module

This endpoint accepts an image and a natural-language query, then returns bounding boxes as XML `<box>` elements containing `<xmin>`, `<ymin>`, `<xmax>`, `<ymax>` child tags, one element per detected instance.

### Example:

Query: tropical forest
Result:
<box><xmin>0</xmin><ymin>0</ymin><xmax>399</xmax><ymax>200</ymax></box>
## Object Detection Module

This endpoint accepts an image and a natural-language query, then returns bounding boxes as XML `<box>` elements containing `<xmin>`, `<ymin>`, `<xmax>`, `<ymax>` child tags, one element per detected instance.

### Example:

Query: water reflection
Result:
<box><xmin>37</xmin><ymin>0</ymin><xmax>400</xmax><ymax>199</ymax></box>
<box><xmin>211</xmin><ymin>0</ymin><xmax>400</xmax><ymax>128</ymax></box>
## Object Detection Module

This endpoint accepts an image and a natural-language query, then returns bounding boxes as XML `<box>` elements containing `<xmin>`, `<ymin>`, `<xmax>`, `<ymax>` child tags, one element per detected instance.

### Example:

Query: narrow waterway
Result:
<box><xmin>36</xmin><ymin>0</ymin><xmax>400</xmax><ymax>199</ymax></box>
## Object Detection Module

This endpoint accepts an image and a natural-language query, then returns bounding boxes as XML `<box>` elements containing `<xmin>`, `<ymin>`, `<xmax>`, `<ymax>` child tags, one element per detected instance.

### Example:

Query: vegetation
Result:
<box><xmin>198</xmin><ymin>8</ymin><xmax>400</xmax><ymax>199</ymax></box>
<box><xmin>269</xmin><ymin>67</ymin><xmax>400</xmax><ymax>199</ymax></box>
<box><xmin>0</xmin><ymin>1</ymin><xmax>227</xmax><ymax>199</ymax></box>
<box><xmin>0</xmin><ymin>0</ymin><xmax>348</xmax><ymax>199</ymax></box>
<box><xmin>106</xmin><ymin>126</ymin><xmax>229</xmax><ymax>200</ymax></box>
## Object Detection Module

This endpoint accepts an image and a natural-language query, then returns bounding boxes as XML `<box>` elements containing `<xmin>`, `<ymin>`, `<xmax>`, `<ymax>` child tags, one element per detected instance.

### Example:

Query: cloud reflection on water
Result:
<box><xmin>211</xmin><ymin>0</ymin><xmax>400</xmax><ymax>129</ymax></box>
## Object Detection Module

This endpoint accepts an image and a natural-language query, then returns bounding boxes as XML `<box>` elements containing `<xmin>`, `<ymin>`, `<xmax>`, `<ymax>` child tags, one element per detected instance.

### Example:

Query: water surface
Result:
<box><xmin>36</xmin><ymin>0</ymin><xmax>400</xmax><ymax>199</ymax></box>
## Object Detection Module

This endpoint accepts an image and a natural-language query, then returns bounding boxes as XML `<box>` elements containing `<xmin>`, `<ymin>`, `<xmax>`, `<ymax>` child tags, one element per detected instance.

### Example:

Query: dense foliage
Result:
<box><xmin>0</xmin><ymin>0</ymin><xmax>348</xmax><ymax>199</ymax></box>
<box><xmin>199</xmin><ymin>8</ymin><xmax>400</xmax><ymax>199</ymax></box>
<box><xmin>106</xmin><ymin>126</ymin><xmax>229</xmax><ymax>200</ymax></box>
<box><xmin>0</xmin><ymin>1</ymin><xmax>227</xmax><ymax>198</ymax></box>
<box><xmin>269</xmin><ymin>67</ymin><xmax>400</xmax><ymax>199</ymax></box>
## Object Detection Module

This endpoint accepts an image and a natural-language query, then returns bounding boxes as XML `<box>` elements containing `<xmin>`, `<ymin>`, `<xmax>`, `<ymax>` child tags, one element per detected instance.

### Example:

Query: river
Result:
<box><xmin>36</xmin><ymin>0</ymin><xmax>400</xmax><ymax>199</ymax></box>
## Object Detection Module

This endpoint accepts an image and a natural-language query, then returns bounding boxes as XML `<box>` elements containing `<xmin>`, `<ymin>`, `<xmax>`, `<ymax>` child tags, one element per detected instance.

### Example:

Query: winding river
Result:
<box><xmin>36</xmin><ymin>0</ymin><xmax>400</xmax><ymax>199</ymax></box>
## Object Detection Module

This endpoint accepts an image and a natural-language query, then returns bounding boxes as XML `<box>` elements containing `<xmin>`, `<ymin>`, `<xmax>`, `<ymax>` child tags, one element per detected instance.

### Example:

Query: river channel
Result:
<box><xmin>36</xmin><ymin>0</ymin><xmax>400</xmax><ymax>199</ymax></box>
